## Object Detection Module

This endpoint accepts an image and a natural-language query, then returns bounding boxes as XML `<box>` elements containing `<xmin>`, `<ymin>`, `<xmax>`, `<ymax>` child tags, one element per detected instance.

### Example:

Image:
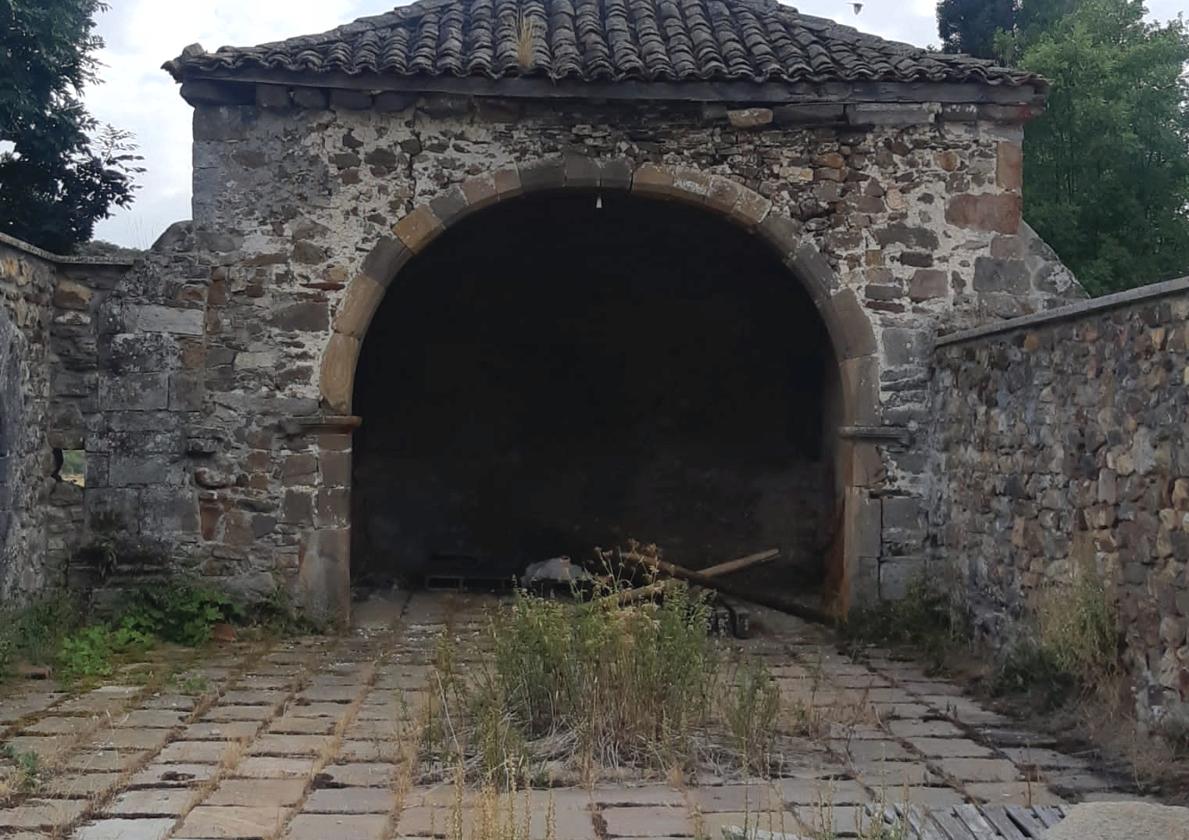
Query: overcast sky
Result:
<box><xmin>85</xmin><ymin>0</ymin><xmax>1185</xmax><ymax>248</ymax></box>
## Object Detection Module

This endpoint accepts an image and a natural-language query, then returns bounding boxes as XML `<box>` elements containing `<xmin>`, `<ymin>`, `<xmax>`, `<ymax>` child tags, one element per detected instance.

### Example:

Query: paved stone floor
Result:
<box><xmin>0</xmin><ymin>593</ymin><xmax>1149</xmax><ymax>839</ymax></box>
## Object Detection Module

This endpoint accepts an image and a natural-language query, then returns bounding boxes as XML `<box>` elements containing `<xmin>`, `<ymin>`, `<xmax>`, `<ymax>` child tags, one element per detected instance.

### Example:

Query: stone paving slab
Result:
<box><xmin>106</xmin><ymin>786</ymin><xmax>196</xmax><ymax>817</ymax></box>
<box><xmin>177</xmin><ymin>804</ymin><xmax>292</xmax><ymax>838</ymax></box>
<box><xmin>0</xmin><ymin>593</ymin><xmax>1160</xmax><ymax>840</ymax></box>
<box><xmin>284</xmin><ymin>813</ymin><xmax>390</xmax><ymax>840</ymax></box>
<box><xmin>0</xmin><ymin>797</ymin><xmax>91</xmax><ymax>829</ymax></box>
<box><xmin>74</xmin><ymin>817</ymin><xmax>177</xmax><ymax>840</ymax></box>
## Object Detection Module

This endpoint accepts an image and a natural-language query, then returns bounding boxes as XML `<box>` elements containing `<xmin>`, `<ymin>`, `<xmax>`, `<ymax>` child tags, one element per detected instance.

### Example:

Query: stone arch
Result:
<box><xmin>315</xmin><ymin>156</ymin><xmax>881</xmax><ymax>616</ymax></box>
<box><xmin>323</xmin><ymin>157</ymin><xmax>876</xmax><ymax>417</ymax></box>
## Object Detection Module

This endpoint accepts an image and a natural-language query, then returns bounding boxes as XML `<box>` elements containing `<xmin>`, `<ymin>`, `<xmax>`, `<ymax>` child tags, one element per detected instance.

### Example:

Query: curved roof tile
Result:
<box><xmin>164</xmin><ymin>0</ymin><xmax>1041</xmax><ymax>89</ymax></box>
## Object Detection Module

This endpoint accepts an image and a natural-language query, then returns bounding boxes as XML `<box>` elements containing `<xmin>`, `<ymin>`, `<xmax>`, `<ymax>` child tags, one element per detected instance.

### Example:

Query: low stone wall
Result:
<box><xmin>932</xmin><ymin>276</ymin><xmax>1189</xmax><ymax>730</ymax></box>
<box><xmin>0</xmin><ymin>234</ymin><xmax>132</xmax><ymax>598</ymax></box>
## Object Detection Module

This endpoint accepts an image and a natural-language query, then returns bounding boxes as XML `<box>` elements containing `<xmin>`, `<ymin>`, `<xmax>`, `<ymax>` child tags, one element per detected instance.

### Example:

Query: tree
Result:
<box><xmin>1020</xmin><ymin>0</ymin><xmax>1189</xmax><ymax>293</ymax></box>
<box><xmin>937</xmin><ymin>0</ymin><xmax>1017</xmax><ymax>59</ymax></box>
<box><xmin>0</xmin><ymin>0</ymin><xmax>141</xmax><ymax>254</ymax></box>
<box><xmin>936</xmin><ymin>0</ymin><xmax>1078</xmax><ymax>62</ymax></box>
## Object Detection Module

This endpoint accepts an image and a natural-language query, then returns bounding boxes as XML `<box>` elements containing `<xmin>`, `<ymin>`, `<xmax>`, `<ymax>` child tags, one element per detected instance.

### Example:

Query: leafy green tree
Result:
<box><xmin>0</xmin><ymin>0</ymin><xmax>141</xmax><ymax>254</ymax></box>
<box><xmin>937</xmin><ymin>0</ymin><xmax>1017</xmax><ymax>59</ymax></box>
<box><xmin>1020</xmin><ymin>0</ymin><xmax>1189</xmax><ymax>293</ymax></box>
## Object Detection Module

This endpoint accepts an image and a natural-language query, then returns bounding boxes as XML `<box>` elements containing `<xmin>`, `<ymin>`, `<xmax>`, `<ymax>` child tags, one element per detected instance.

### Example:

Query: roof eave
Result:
<box><xmin>174</xmin><ymin>67</ymin><xmax>1047</xmax><ymax>111</ymax></box>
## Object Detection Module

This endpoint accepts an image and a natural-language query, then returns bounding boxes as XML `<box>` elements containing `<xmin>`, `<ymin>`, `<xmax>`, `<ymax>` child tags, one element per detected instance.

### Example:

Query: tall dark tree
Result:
<box><xmin>937</xmin><ymin>0</ymin><xmax>1016</xmax><ymax>59</ymax></box>
<box><xmin>1020</xmin><ymin>0</ymin><xmax>1189</xmax><ymax>294</ymax></box>
<box><xmin>0</xmin><ymin>0</ymin><xmax>141</xmax><ymax>254</ymax></box>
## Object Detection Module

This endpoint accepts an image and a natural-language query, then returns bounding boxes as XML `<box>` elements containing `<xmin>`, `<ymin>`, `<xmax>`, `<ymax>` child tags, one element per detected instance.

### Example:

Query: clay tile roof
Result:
<box><xmin>164</xmin><ymin>0</ymin><xmax>1040</xmax><ymax>89</ymax></box>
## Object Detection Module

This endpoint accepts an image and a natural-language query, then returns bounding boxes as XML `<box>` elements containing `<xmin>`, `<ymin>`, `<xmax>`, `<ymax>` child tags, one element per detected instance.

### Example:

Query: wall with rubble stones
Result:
<box><xmin>0</xmin><ymin>234</ymin><xmax>130</xmax><ymax>598</ymax></box>
<box><xmin>94</xmin><ymin>92</ymin><xmax>1085</xmax><ymax>618</ymax></box>
<box><xmin>932</xmin><ymin>277</ymin><xmax>1189</xmax><ymax>730</ymax></box>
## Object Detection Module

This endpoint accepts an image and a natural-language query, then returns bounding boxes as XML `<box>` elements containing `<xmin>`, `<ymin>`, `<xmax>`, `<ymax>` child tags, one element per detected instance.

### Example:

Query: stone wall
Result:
<box><xmin>96</xmin><ymin>92</ymin><xmax>1084</xmax><ymax>619</ymax></box>
<box><xmin>932</xmin><ymin>277</ymin><xmax>1189</xmax><ymax>730</ymax></box>
<box><xmin>0</xmin><ymin>234</ymin><xmax>131</xmax><ymax>598</ymax></box>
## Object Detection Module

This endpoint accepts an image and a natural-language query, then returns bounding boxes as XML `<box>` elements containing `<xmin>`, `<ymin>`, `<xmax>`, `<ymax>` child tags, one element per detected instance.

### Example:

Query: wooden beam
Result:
<box><xmin>700</xmin><ymin>549</ymin><xmax>780</xmax><ymax>578</ymax></box>
<box><xmin>615</xmin><ymin>548</ymin><xmax>831</xmax><ymax>625</ymax></box>
<box><xmin>182</xmin><ymin>68</ymin><xmax>1043</xmax><ymax>107</ymax></box>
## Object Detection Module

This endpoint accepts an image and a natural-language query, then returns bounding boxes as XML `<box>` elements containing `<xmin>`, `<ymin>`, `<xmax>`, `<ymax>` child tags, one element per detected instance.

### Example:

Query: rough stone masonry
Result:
<box><xmin>933</xmin><ymin>277</ymin><xmax>1189</xmax><ymax>732</ymax></box>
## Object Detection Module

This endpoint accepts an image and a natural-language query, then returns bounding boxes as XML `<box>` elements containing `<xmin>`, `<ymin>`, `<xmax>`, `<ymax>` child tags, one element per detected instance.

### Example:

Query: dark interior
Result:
<box><xmin>351</xmin><ymin>190</ymin><xmax>839</xmax><ymax>594</ymax></box>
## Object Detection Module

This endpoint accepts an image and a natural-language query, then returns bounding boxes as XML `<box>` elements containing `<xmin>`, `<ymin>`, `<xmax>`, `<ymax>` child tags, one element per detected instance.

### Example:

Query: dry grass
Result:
<box><xmin>417</xmin><ymin>580</ymin><xmax>766</xmax><ymax>786</ymax></box>
<box><xmin>514</xmin><ymin>12</ymin><xmax>540</xmax><ymax>70</ymax></box>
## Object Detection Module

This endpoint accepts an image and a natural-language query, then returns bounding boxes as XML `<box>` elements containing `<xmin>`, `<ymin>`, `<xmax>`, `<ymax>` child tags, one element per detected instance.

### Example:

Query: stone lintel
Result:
<box><xmin>280</xmin><ymin>415</ymin><xmax>362</xmax><ymax>437</ymax></box>
<box><xmin>839</xmin><ymin>425</ymin><xmax>911</xmax><ymax>446</ymax></box>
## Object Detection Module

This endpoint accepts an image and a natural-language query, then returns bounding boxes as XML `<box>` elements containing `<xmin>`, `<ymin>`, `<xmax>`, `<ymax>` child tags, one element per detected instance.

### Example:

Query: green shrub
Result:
<box><xmin>0</xmin><ymin>593</ymin><xmax>83</xmax><ymax>676</ymax></box>
<box><xmin>118</xmin><ymin>581</ymin><xmax>243</xmax><ymax>646</ymax></box>
<box><xmin>57</xmin><ymin>622</ymin><xmax>151</xmax><ymax>682</ymax></box>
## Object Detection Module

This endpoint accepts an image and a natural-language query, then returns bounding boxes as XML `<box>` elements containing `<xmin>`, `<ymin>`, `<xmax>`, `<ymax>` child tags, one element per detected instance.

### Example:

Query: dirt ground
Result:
<box><xmin>0</xmin><ymin>592</ymin><xmax>1168</xmax><ymax>839</ymax></box>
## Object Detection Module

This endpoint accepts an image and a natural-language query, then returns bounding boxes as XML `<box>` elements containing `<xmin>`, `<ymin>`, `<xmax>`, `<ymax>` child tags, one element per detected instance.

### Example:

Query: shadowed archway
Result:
<box><xmin>312</xmin><ymin>158</ymin><xmax>880</xmax><ymax>618</ymax></box>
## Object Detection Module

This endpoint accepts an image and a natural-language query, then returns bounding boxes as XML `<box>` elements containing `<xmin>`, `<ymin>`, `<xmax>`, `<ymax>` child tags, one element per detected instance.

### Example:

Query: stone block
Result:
<box><xmin>126</xmin><ymin>305</ymin><xmax>204</xmax><ymax>336</ymax></box>
<box><xmin>772</xmin><ymin>104</ymin><xmax>845</xmax><ymax>125</ymax></box>
<box><xmin>460</xmin><ymin>175</ymin><xmax>499</xmax><ymax>211</ymax></box>
<box><xmin>882</xmin><ymin>327</ymin><xmax>930</xmax><ymax>367</ymax></box>
<box><xmin>192</xmin><ymin>105</ymin><xmax>254</xmax><ymax>141</ymax></box>
<box><xmin>315</xmin><ymin>488</ymin><xmax>350</xmax><ymax>528</ymax></box>
<box><xmin>517</xmin><ymin>157</ymin><xmax>566</xmax><ymax>191</ymax></box>
<box><xmin>360</xmin><ymin>237</ymin><xmax>411</xmax><ymax>288</ymax></box>
<box><xmin>320</xmin><ymin>333</ymin><xmax>361</xmax><ymax>414</ymax></box>
<box><xmin>255</xmin><ymin>84</ymin><xmax>291</xmax><ymax>110</ymax></box>
<box><xmin>330</xmin><ymin>89</ymin><xmax>372</xmax><ymax>110</ymax></box>
<box><xmin>879</xmin><ymin>558</ymin><xmax>926</xmax><ymax>599</ymax></box>
<box><xmin>830</xmin><ymin>288</ymin><xmax>877</xmax><ymax>360</ymax></box>
<box><xmin>973</xmin><ymin>257</ymin><xmax>1030</xmax><ymax>294</ymax></box>
<box><xmin>291</xmin><ymin>87</ymin><xmax>329</xmax><ymax>110</ymax></box>
<box><xmin>631</xmin><ymin>163</ymin><xmax>675</xmax><ymax>198</ymax></box>
<box><xmin>847</xmin><ymin>102</ymin><xmax>939</xmax><ymax>127</ymax></box>
<box><xmin>332</xmin><ymin>275</ymin><xmax>384</xmax><ymax>339</ymax></box>
<box><xmin>100</xmin><ymin>372</ymin><xmax>169</xmax><ymax>411</ymax></box>
<box><xmin>392</xmin><ymin>205</ymin><xmax>444</xmax><ymax>253</ymax></box>
<box><xmin>726</xmin><ymin>107</ymin><xmax>773</xmax><ymax>128</ymax></box>
<box><xmin>562</xmin><ymin>153</ymin><xmax>602</xmax><ymax>188</ymax></box>
<box><xmin>909</xmin><ymin>269</ymin><xmax>948</xmax><ymax>301</ymax></box>
<box><xmin>492</xmin><ymin>166</ymin><xmax>522</xmax><ymax>197</ymax></box>
<box><xmin>169</xmin><ymin>372</ymin><xmax>204</xmax><ymax>411</ymax></box>
<box><xmin>299</xmin><ymin>528</ymin><xmax>351</xmax><ymax>624</ymax></box>
<box><xmin>946</xmin><ymin>193</ymin><xmax>1021</xmax><ymax>234</ymax></box>
<box><xmin>997</xmin><ymin>141</ymin><xmax>1023</xmax><ymax>191</ymax></box>
<box><xmin>428</xmin><ymin>186</ymin><xmax>469</xmax><ymax>225</ymax></box>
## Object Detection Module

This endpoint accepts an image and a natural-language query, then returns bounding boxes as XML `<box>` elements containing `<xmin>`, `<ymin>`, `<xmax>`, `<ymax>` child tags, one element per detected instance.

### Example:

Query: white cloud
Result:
<box><xmin>85</xmin><ymin>0</ymin><xmax>1188</xmax><ymax>247</ymax></box>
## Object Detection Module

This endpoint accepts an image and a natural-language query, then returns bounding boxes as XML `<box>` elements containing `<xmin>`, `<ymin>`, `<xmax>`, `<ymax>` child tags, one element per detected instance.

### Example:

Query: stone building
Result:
<box><xmin>2</xmin><ymin>0</ymin><xmax>1185</xmax><ymax>730</ymax></box>
<box><xmin>9</xmin><ymin>0</ymin><xmax>1089</xmax><ymax>616</ymax></box>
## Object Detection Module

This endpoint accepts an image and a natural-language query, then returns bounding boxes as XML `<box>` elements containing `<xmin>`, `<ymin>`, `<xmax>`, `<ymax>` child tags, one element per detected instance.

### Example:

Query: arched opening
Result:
<box><xmin>351</xmin><ymin>189</ymin><xmax>843</xmax><ymax>603</ymax></box>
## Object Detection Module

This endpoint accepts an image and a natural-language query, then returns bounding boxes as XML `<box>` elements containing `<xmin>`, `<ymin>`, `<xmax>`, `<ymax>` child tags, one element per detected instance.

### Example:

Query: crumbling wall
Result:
<box><xmin>97</xmin><ymin>93</ymin><xmax>1083</xmax><ymax>617</ymax></box>
<box><xmin>932</xmin><ymin>277</ymin><xmax>1189</xmax><ymax>730</ymax></box>
<box><xmin>0</xmin><ymin>234</ymin><xmax>129</xmax><ymax>597</ymax></box>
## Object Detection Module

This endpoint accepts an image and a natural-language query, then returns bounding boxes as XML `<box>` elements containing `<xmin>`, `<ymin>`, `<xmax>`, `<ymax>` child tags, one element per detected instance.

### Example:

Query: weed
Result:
<box><xmin>57</xmin><ymin>622</ymin><xmax>152</xmax><ymax>683</ymax></box>
<box><xmin>0</xmin><ymin>744</ymin><xmax>41</xmax><ymax>793</ymax></box>
<box><xmin>720</xmin><ymin>658</ymin><xmax>781</xmax><ymax>773</ymax></box>
<box><xmin>991</xmin><ymin>563</ymin><xmax>1120</xmax><ymax>707</ymax></box>
<box><xmin>172</xmin><ymin>672</ymin><xmax>211</xmax><ymax>695</ymax></box>
<box><xmin>842</xmin><ymin>576</ymin><xmax>965</xmax><ymax>672</ymax></box>
<box><xmin>420</xmin><ymin>577</ymin><xmax>724</xmax><ymax>783</ymax></box>
<box><xmin>0</xmin><ymin>593</ymin><xmax>83</xmax><ymax>676</ymax></box>
<box><xmin>118</xmin><ymin>582</ymin><xmax>242</xmax><ymax>646</ymax></box>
